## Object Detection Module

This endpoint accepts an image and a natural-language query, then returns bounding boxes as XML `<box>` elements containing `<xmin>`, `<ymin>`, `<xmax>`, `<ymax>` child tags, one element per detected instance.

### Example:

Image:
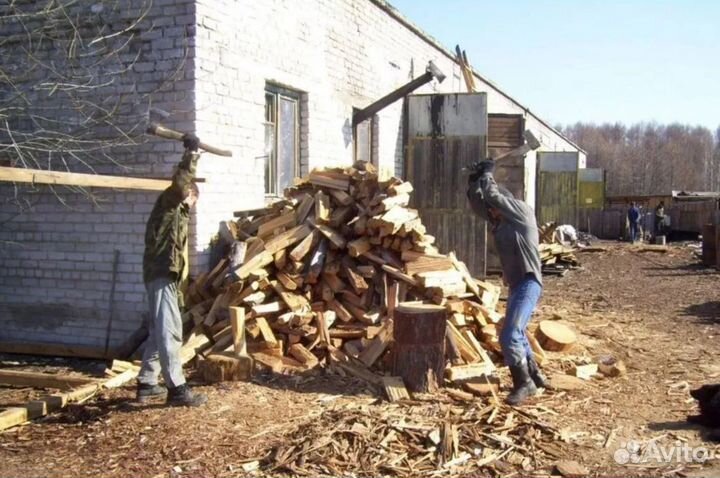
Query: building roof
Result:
<box><xmin>370</xmin><ymin>0</ymin><xmax>587</xmax><ymax>154</ymax></box>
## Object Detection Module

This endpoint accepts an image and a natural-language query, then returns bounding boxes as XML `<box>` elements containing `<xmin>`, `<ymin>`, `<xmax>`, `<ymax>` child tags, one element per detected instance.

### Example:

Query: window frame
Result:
<box><xmin>353</xmin><ymin>109</ymin><xmax>379</xmax><ymax>166</ymax></box>
<box><xmin>264</xmin><ymin>84</ymin><xmax>301</xmax><ymax>197</ymax></box>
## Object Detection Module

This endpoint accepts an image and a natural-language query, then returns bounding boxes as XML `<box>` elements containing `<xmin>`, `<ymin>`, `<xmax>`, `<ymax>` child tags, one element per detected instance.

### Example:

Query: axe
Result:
<box><xmin>491</xmin><ymin>129</ymin><xmax>541</xmax><ymax>162</ymax></box>
<box><xmin>145</xmin><ymin>107</ymin><xmax>233</xmax><ymax>157</ymax></box>
<box><xmin>463</xmin><ymin>129</ymin><xmax>542</xmax><ymax>173</ymax></box>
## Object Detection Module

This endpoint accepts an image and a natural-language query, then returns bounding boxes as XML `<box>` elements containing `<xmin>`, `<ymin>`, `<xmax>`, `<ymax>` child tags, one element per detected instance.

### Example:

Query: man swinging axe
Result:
<box><xmin>466</xmin><ymin>158</ymin><xmax>549</xmax><ymax>406</ymax></box>
<box><xmin>136</xmin><ymin>133</ymin><xmax>208</xmax><ymax>407</ymax></box>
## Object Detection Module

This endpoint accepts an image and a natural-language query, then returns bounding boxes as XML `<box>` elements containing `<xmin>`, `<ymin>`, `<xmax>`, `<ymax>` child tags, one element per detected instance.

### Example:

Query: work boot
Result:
<box><xmin>166</xmin><ymin>384</ymin><xmax>208</xmax><ymax>407</ymax></box>
<box><xmin>506</xmin><ymin>359</ymin><xmax>538</xmax><ymax>406</ymax></box>
<box><xmin>136</xmin><ymin>383</ymin><xmax>167</xmax><ymax>403</ymax></box>
<box><xmin>527</xmin><ymin>355</ymin><xmax>551</xmax><ymax>389</ymax></box>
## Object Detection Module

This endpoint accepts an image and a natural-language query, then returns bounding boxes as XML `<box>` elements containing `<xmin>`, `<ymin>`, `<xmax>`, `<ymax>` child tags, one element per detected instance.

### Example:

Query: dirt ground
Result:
<box><xmin>2</xmin><ymin>241</ymin><xmax>720</xmax><ymax>477</ymax></box>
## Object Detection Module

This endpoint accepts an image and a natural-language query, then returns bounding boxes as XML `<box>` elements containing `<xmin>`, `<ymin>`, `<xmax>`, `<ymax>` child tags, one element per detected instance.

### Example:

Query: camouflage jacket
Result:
<box><xmin>143</xmin><ymin>150</ymin><xmax>199</xmax><ymax>285</ymax></box>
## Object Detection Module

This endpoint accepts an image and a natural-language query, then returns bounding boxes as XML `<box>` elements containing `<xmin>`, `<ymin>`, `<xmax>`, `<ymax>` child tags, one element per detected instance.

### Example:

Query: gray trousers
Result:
<box><xmin>138</xmin><ymin>277</ymin><xmax>186</xmax><ymax>388</ymax></box>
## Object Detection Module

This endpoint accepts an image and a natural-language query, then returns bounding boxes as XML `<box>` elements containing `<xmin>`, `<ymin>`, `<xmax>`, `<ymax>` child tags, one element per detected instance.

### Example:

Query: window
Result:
<box><xmin>353</xmin><ymin>111</ymin><xmax>379</xmax><ymax>166</ymax></box>
<box><xmin>264</xmin><ymin>85</ymin><xmax>300</xmax><ymax>196</ymax></box>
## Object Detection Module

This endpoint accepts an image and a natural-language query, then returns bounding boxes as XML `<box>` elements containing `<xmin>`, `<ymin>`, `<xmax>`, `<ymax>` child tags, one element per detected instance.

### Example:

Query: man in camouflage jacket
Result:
<box><xmin>137</xmin><ymin>133</ymin><xmax>207</xmax><ymax>407</ymax></box>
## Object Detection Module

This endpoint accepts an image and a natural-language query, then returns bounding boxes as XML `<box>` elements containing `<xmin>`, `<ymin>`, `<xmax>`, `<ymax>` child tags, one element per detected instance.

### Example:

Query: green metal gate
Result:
<box><xmin>537</xmin><ymin>171</ymin><xmax>578</xmax><ymax>226</ymax></box>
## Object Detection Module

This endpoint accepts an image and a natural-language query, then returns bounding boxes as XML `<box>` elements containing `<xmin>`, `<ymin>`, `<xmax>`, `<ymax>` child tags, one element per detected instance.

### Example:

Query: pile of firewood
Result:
<box><xmin>176</xmin><ymin>162</ymin><xmax>516</xmax><ymax>394</ymax></box>
<box><xmin>537</xmin><ymin>223</ymin><xmax>580</xmax><ymax>276</ymax></box>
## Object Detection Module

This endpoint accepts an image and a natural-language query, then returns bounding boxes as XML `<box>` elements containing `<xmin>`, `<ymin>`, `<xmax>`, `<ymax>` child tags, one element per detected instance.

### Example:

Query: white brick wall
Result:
<box><xmin>0</xmin><ymin>0</ymin><xmax>197</xmax><ymax>352</ymax></box>
<box><xmin>0</xmin><ymin>0</ymin><xmax>582</xmax><ymax>352</ymax></box>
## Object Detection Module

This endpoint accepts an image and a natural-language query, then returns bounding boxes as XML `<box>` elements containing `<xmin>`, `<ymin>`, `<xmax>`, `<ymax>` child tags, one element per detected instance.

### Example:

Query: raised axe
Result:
<box><xmin>353</xmin><ymin>61</ymin><xmax>446</xmax><ymax>126</ymax></box>
<box><xmin>145</xmin><ymin>107</ymin><xmax>233</xmax><ymax>157</ymax></box>
<box><xmin>463</xmin><ymin>129</ymin><xmax>542</xmax><ymax>172</ymax></box>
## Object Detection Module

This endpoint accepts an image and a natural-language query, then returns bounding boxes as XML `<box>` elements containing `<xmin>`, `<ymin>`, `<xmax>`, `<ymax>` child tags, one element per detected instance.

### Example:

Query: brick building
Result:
<box><xmin>0</xmin><ymin>0</ymin><xmax>584</xmax><ymax>355</ymax></box>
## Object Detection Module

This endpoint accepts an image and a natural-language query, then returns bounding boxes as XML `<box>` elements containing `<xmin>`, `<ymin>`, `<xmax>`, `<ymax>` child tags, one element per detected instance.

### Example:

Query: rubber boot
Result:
<box><xmin>527</xmin><ymin>355</ymin><xmax>551</xmax><ymax>389</ymax></box>
<box><xmin>506</xmin><ymin>359</ymin><xmax>537</xmax><ymax>406</ymax></box>
<box><xmin>136</xmin><ymin>383</ymin><xmax>167</xmax><ymax>403</ymax></box>
<box><xmin>167</xmin><ymin>384</ymin><xmax>208</xmax><ymax>407</ymax></box>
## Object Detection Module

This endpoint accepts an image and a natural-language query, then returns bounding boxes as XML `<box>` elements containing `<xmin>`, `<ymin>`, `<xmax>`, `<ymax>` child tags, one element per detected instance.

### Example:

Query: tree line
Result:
<box><xmin>556</xmin><ymin>122</ymin><xmax>720</xmax><ymax>196</ymax></box>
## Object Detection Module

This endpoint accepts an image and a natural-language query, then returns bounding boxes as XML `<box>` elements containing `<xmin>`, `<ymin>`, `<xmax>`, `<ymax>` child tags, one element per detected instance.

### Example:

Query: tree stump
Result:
<box><xmin>392</xmin><ymin>303</ymin><xmax>446</xmax><ymax>393</ymax></box>
<box><xmin>198</xmin><ymin>352</ymin><xmax>253</xmax><ymax>383</ymax></box>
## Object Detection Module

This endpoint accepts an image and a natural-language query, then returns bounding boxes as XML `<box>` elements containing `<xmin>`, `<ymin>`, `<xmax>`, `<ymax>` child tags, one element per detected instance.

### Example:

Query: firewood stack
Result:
<box><xmin>537</xmin><ymin>223</ymin><xmax>580</xmax><ymax>276</ymax></box>
<box><xmin>178</xmin><ymin>161</ymin><xmax>508</xmax><ymax>392</ymax></box>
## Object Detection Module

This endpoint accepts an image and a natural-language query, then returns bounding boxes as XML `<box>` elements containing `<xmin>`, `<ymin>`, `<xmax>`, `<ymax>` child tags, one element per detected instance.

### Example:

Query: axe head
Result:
<box><xmin>426</xmin><ymin>61</ymin><xmax>446</xmax><ymax>83</ymax></box>
<box><xmin>148</xmin><ymin>107</ymin><xmax>171</xmax><ymax>123</ymax></box>
<box><xmin>523</xmin><ymin>129</ymin><xmax>541</xmax><ymax>150</ymax></box>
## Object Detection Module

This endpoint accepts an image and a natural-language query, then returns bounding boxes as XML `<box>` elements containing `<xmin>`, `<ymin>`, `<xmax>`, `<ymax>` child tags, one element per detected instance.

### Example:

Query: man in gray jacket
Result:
<box><xmin>467</xmin><ymin>159</ymin><xmax>548</xmax><ymax>405</ymax></box>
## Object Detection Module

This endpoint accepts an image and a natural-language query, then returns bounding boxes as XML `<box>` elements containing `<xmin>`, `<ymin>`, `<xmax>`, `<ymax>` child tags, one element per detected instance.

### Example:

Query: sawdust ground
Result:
<box><xmin>1</xmin><ymin>241</ymin><xmax>720</xmax><ymax>477</ymax></box>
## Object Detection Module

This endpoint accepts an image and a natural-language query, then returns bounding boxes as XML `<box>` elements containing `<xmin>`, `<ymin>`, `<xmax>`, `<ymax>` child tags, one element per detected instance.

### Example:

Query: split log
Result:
<box><xmin>358</xmin><ymin>319</ymin><xmax>393</xmax><ymax>366</ymax></box>
<box><xmin>382</xmin><ymin>376</ymin><xmax>411</xmax><ymax>402</ymax></box>
<box><xmin>391</xmin><ymin>303</ymin><xmax>446</xmax><ymax>393</ymax></box>
<box><xmin>288</xmin><ymin>343</ymin><xmax>319</xmax><ymax>368</ymax></box>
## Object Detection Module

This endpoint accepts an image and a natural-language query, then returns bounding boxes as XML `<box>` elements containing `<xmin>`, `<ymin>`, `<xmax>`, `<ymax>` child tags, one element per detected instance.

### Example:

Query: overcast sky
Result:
<box><xmin>389</xmin><ymin>0</ymin><xmax>719</xmax><ymax>131</ymax></box>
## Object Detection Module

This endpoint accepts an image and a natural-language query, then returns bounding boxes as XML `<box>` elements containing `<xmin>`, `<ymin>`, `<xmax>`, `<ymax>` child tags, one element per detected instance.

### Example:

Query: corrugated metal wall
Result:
<box><xmin>578</xmin><ymin>168</ymin><xmax>605</xmax><ymax>231</ymax></box>
<box><xmin>537</xmin><ymin>172</ymin><xmax>579</xmax><ymax>226</ymax></box>
<box><xmin>536</xmin><ymin>152</ymin><xmax>580</xmax><ymax>226</ymax></box>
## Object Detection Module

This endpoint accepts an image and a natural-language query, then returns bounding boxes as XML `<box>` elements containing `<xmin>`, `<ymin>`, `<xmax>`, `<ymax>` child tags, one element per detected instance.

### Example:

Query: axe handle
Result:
<box><xmin>492</xmin><ymin>144</ymin><xmax>531</xmax><ymax>162</ymax></box>
<box><xmin>147</xmin><ymin>123</ymin><xmax>233</xmax><ymax>157</ymax></box>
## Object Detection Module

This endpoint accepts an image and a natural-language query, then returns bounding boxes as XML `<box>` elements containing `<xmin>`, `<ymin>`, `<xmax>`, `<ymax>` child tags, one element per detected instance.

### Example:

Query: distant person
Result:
<box><xmin>466</xmin><ymin>159</ymin><xmax>548</xmax><ymax>406</ymax></box>
<box><xmin>655</xmin><ymin>201</ymin><xmax>666</xmax><ymax>236</ymax></box>
<box><xmin>627</xmin><ymin>202</ymin><xmax>641</xmax><ymax>242</ymax></box>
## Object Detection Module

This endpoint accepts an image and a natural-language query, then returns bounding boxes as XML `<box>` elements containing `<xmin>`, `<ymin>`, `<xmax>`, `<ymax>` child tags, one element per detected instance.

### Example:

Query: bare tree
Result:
<box><xmin>559</xmin><ymin>122</ymin><xmax>718</xmax><ymax>196</ymax></box>
<box><xmin>0</xmin><ymin>0</ymin><xmax>189</xmax><ymax>206</ymax></box>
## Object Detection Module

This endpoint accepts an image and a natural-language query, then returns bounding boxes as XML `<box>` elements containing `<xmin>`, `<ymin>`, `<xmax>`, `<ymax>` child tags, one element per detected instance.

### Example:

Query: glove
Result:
<box><xmin>467</xmin><ymin>159</ymin><xmax>494</xmax><ymax>184</ymax></box>
<box><xmin>182</xmin><ymin>133</ymin><xmax>200</xmax><ymax>151</ymax></box>
<box><xmin>474</xmin><ymin>159</ymin><xmax>495</xmax><ymax>176</ymax></box>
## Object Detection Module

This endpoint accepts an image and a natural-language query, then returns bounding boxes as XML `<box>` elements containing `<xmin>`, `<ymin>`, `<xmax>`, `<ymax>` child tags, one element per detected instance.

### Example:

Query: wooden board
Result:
<box><xmin>446</xmin><ymin>363</ymin><xmax>496</xmax><ymax>382</ymax></box>
<box><xmin>382</xmin><ymin>376</ymin><xmax>411</xmax><ymax>402</ymax></box>
<box><xmin>0</xmin><ymin>166</ymin><xmax>171</xmax><ymax>191</ymax></box>
<box><xmin>0</xmin><ymin>370</ymin><xmax>97</xmax><ymax>390</ymax></box>
<box><xmin>406</xmin><ymin>135</ymin><xmax>488</xmax><ymax>277</ymax></box>
<box><xmin>0</xmin><ymin>362</ymin><xmax>143</xmax><ymax>432</ymax></box>
<box><xmin>0</xmin><ymin>341</ymin><xmax>109</xmax><ymax>360</ymax></box>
